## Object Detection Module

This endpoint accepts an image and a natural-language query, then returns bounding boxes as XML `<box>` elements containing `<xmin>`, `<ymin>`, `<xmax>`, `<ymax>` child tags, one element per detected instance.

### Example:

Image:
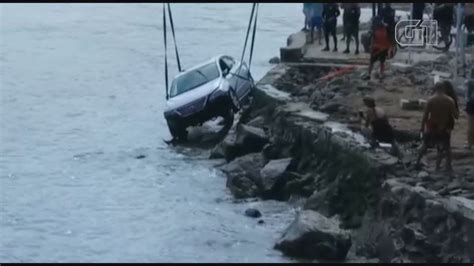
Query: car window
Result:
<box><xmin>170</xmin><ymin>62</ymin><xmax>220</xmax><ymax>97</ymax></box>
<box><xmin>223</xmin><ymin>57</ymin><xmax>235</xmax><ymax>69</ymax></box>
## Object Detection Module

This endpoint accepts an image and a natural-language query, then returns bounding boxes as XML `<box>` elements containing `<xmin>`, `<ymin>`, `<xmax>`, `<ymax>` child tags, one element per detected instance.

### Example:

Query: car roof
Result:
<box><xmin>173</xmin><ymin>55</ymin><xmax>232</xmax><ymax>80</ymax></box>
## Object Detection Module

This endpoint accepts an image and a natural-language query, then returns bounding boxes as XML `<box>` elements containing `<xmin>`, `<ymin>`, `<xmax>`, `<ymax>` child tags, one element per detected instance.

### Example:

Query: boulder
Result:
<box><xmin>246</xmin><ymin>115</ymin><xmax>265</xmax><ymax>128</ymax></box>
<box><xmin>262</xmin><ymin>143</ymin><xmax>282</xmax><ymax>160</ymax></box>
<box><xmin>210</xmin><ymin>132</ymin><xmax>239</xmax><ymax>161</ymax></box>
<box><xmin>304</xmin><ymin>187</ymin><xmax>332</xmax><ymax>217</ymax></box>
<box><xmin>226</xmin><ymin>175</ymin><xmax>259</xmax><ymax>199</ymax></box>
<box><xmin>211</xmin><ymin>124</ymin><xmax>269</xmax><ymax>161</ymax></box>
<box><xmin>274</xmin><ymin>210</ymin><xmax>352</xmax><ymax>261</ymax></box>
<box><xmin>259</xmin><ymin>158</ymin><xmax>293</xmax><ymax>192</ymax></box>
<box><xmin>320</xmin><ymin>102</ymin><xmax>342</xmax><ymax>114</ymax></box>
<box><xmin>245</xmin><ymin>208</ymin><xmax>262</xmax><ymax>218</ymax></box>
<box><xmin>235</xmin><ymin>124</ymin><xmax>269</xmax><ymax>151</ymax></box>
<box><xmin>219</xmin><ymin>153</ymin><xmax>266</xmax><ymax>198</ymax></box>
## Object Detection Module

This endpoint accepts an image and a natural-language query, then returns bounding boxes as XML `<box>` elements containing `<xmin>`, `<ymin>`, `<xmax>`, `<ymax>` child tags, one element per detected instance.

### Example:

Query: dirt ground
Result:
<box><xmin>272</xmin><ymin>55</ymin><xmax>474</xmax><ymax>198</ymax></box>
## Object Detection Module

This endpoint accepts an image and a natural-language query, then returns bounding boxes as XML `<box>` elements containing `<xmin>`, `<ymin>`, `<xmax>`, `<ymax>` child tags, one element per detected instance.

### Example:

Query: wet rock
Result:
<box><xmin>219</xmin><ymin>153</ymin><xmax>266</xmax><ymax>198</ymax></box>
<box><xmin>304</xmin><ymin>187</ymin><xmax>332</xmax><ymax>217</ymax></box>
<box><xmin>258</xmin><ymin>219</ymin><xmax>265</xmax><ymax>224</ymax></box>
<box><xmin>135</xmin><ymin>155</ymin><xmax>146</xmax><ymax>159</ymax></box>
<box><xmin>320</xmin><ymin>102</ymin><xmax>341</xmax><ymax>113</ymax></box>
<box><xmin>262</xmin><ymin>143</ymin><xmax>281</xmax><ymax>160</ymax></box>
<box><xmin>417</xmin><ymin>171</ymin><xmax>430</xmax><ymax>180</ymax></box>
<box><xmin>283</xmin><ymin>173</ymin><xmax>315</xmax><ymax>199</ymax></box>
<box><xmin>269</xmin><ymin>56</ymin><xmax>280</xmax><ymax>64</ymax></box>
<box><xmin>259</xmin><ymin>158</ymin><xmax>293</xmax><ymax>192</ymax></box>
<box><xmin>274</xmin><ymin>210</ymin><xmax>352</xmax><ymax>261</ymax></box>
<box><xmin>246</xmin><ymin>116</ymin><xmax>265</xmax><ymax>128</ymax></box>
<box><xmin>235</xmin><ymin>124</ymin><xmax>269</xmax><ymax>152</ymax></box>
<box><xmin>245</xmin><ymin>208</ymin><xmax>262</xmax><ymax>218</ymax></box>
<box><xmin>210</xmin><ymin>133</ymin><xmax>239</xmax><ymax>161</ymax></box>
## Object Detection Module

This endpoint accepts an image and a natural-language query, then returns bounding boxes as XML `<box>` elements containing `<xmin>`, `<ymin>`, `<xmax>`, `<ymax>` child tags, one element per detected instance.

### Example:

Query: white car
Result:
<box><xmin>164</xmin><ymin>55</ymin><xmax>255</xmax><ymax>140</ymax></box>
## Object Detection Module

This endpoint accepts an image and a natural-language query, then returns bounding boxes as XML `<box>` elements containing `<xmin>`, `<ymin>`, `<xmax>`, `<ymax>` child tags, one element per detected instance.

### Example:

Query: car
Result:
<box><xmin>163</xmin><ymin>55</ymin><xmax>255</xmax><ymax>140</ymax></box>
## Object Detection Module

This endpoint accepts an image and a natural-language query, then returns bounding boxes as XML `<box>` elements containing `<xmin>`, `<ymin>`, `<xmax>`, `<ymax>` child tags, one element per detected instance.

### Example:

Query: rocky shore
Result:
<box><xmin>208</xmin><ymin>49</ymin><xmax>474</xmax><ymax>262</ymax></box>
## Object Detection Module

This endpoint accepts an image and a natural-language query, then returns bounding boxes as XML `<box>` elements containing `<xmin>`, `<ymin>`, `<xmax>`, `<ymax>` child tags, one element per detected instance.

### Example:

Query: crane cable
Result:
<box><xmin>234</xmin><ymin>3</ymin><xmax>259</xmax><ymax>92</ymax></box>
<box><xmin>163</xmin><ymin>3</ymin><xmax>182</xmax><ymax>100</ymax></box>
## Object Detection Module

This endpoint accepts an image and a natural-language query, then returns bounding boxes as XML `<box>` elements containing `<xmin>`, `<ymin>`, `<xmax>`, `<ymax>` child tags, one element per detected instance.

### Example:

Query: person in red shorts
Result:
<box><xmin>362</xmin><ymin>16</ymin><xmax>394</xmax><ymax>81</ymax></box>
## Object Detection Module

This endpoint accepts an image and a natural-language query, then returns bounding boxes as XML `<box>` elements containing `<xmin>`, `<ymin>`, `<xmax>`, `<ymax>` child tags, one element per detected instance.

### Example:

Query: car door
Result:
<box><xmin>225</xmin><ymin>56</ymin><xmax>251</xmax><ymax>99</ymax></box>
<box><xmin>219</xmin><ymin>57</ymin><xmax>238</xmax><ymax>92</ymax></box>
<box><xmin>236</xmin><ymin>62</ymin><xmax>252</xmax><ymax>98</ymax></box>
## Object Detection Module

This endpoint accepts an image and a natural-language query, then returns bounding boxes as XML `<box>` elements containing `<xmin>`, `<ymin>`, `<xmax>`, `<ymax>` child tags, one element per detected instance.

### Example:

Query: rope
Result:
<box><xmin>167</xmin><ymin>3</ymin><xmax>182</xmax><ymax>72</ymax></box>
<box><xmin>163</xmin><ymin>3</ymin><xmax>169</xmax><ymax>100</ymax></box>
<box><xmin>234</xmin><ymin>3</ymin><xmax>258</xmax><ymax>91</ymax></box>
<box><xmin>240</xmin><ymin>3</ymin><xmax>256</xmax><ymax>64</ymax></box>
<box><xmin>248</xmin><ymin>3</ymin><xmax>258</xmax><ymax>69</ymax></box>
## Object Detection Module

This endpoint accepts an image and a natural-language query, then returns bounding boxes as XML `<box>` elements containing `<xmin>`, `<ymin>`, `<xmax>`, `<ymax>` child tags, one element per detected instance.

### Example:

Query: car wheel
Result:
<box><xmin>167</xmin><ymin>119</ymin><xmax>187</xmax><ymax>141</ymax></box>
<box><xmin>228</xmin><ymin>87</ymin><xmax>241</xmax><ymax>112</ymax></box>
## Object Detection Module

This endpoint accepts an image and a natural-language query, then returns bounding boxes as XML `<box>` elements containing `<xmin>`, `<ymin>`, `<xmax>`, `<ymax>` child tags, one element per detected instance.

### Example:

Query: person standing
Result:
<box><xmin>465</xmin><ymin>79</ymin><xmax>474</xmax><ymax>150</ymax></box>
<box><xmin>412</xmin><ymin>2</ymin><xmax>426</xmax><ymax>21</ymax></box>
<box><xmin>362</xmin><ymin>16</ymin><xmax>392</xmax><ymax>81</ymax></box>
<box><xmin>302</xmin><ymin>3</ymin><xmax>312</xmax><ymax>32</ymax></box>
<box><xmin>464</xmin><ymin>3</ymin><xmax>474</xmax><ymax>34</ymax></box>
<box><xmin>343</xmin><ymin>3</ymin><xmax>361</xmax><ymax>54</ymax></box>
<box><xmin>341</xmin><ymin>3</ymin><xmax>350</xmax><ymax>42</ymax></box>
<box><xmin>415</xmin><ymin>82</ymin><xmax>458</xmax><ymax>172</ymax></box>
<box><xmin>433</xmin><ymin>3</ymin><xmax>454</xmax><ymax>51</ymax></box>
<box><xmin>322</xmin><ymin>3</ymin><xmax>340</xmax><ymax>52</ymax></box>
<box><xmin>310</xmin><ymin>3</ymin><xmax>324</xmax><ymax>45</ymax></box>
<box><xmin>380</xmin><ymin>3</ymin><xmax>396</xmax><ymax>44</ymax></box>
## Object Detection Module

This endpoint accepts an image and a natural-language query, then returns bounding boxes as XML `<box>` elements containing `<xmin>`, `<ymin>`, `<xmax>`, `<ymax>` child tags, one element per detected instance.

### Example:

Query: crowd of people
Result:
<box><xmin>302</xmin><ymin>3</ymin><xmax>474</xmax><ymax>81</ymax></box>
<box><xmin>301</xmin><ymin>4</ymin><xmax>474</xmax><ymax>172</ymax></box>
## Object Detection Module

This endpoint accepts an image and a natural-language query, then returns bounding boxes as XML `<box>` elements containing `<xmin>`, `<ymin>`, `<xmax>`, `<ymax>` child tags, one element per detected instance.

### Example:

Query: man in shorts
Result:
<box><xmin>415</xmin><ymin>82</ymin><xmax>458</xmax><ymax>171</ymax></box>
<box><xmin>342</xmin><ymin>3</ymin><xmax>361</xmax><ymax>54</ymax></box>
<box><xmin>302</xmin><ymin>3</ymin><xmax>311</xmax><ymax>32</ymax></box>
<box><xmin>322</xmin><ymin>3</ymin><xmax>340</xmax><ymax>52</ymax></box>
<box><xmin>309</xmin><ymin>3</ymin><xmax>324</xmax><ymax>45</ymax></box>
<box><xmin>362</xmin><ymin>16</ymin><xmax>392</xmax><ymax>81</ymax></box>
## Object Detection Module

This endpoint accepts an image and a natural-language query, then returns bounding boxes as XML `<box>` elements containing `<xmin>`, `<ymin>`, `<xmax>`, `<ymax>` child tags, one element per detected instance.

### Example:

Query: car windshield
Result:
<box><xmin>169</xmin><ymin>62</ymin><xmax>220</xmax><ymax>98</ymax></box>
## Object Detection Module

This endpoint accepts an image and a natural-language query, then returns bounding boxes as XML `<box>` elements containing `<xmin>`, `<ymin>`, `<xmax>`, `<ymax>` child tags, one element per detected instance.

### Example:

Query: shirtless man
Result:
<box><xmin>415</xmin><ymin>82</ymin><xmax>458</xmax><ymax>171</ymax></box>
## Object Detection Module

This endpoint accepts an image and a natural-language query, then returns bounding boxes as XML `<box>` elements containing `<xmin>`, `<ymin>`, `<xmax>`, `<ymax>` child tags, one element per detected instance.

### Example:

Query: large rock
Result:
<box><xmin>211</xmin><ymin>124</ymin><xmax>269</xmax><ymax>162</ymax></box>
<box><xmin>304</xmin><ymin>187</ymin><xmax>332</xmax><ymax>217</ymax></box>
<box><xmin>259</xmin><ymin>158</ymin><xmax>293</xmax><ymax>192</ymax></box>
<box><xmin>235</xmin><ymin>124</ymin><xmax>269</xmax><ymax>151</ymax></box>
<box><xmin>274</xmin><ymin>210</ymin><xmax>352</xmax><ymax>261</ymax></box>
<box><xmin>210</xmin><ymin>132</ymin><xmax>239</xmax><ymax>161</ymax></box>
<box><xmin>219</xmin><ymin>153</ymin><xmax>266</xmax><ymax>198</ymax></box>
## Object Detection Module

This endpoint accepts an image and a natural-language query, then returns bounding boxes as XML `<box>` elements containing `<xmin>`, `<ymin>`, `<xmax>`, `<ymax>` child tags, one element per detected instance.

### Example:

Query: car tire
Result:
<box><xmin>228</xmin><ymin>87</ymin><xmax>241</xmax><ymax>112</ymax></box>
<box><xmin>167</xmin><ymin>119</ymin><xmax>187</xmax><ymax>141</ymax></box>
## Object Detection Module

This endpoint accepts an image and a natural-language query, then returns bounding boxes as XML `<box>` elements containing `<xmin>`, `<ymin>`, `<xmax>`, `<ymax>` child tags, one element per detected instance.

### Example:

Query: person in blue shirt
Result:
<box><xmin>302</xmin><ymin>3</ymin><xmax>312</xmax><ymax>31</ymax></box>
<box><xmin>309</xmin><ymin>3</ymin><xmax>324</xmax><ymax>44</ymax></box>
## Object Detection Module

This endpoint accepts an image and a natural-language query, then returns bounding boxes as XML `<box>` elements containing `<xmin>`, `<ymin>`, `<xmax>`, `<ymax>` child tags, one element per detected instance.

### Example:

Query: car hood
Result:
<box><xmin>165</xmin><ymin>78</ymin><xmax>223</xmax><ymax>112</ymax></box>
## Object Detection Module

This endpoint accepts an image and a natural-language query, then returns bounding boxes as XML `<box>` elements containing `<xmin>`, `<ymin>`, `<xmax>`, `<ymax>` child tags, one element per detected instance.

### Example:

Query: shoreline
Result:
<box><xmin>208</xmin><ymin>28</ymin><xmax>474</xmax><ymax>262</ymax></box>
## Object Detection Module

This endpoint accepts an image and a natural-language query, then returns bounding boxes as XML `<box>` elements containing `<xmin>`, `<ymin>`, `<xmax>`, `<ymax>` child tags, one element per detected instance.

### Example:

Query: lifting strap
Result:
<box><xmin>163</xmin><ymin>3</ymin><xmax>182</xmax><ymax>99</ymax></box>
<box><xmin>167</xmin><ymin>3</ymin><xmax>182</xmax><ymax>72</ymax></box>
<box><xmin>163</xmin><ymin>3</ymin><xmax>169</xmax><ymax>100</ymax></box>
<box><xmin>240</xmin><ymin>3</ymin><xmax>256</xmax><ymax>65</ymax></box>
<box><xmin>248</xmin><ymin>3</ymin><xmax>259</xmax><ymax>69</ymax></box>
